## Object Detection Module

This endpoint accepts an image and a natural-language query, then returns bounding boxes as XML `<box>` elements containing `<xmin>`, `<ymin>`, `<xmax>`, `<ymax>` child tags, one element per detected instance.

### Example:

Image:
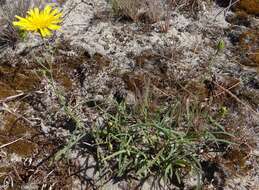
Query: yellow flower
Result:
<box><xmin>13</xmin><ymin>5</ymin><xmax>62</xmax><ymax>37</ymax></box>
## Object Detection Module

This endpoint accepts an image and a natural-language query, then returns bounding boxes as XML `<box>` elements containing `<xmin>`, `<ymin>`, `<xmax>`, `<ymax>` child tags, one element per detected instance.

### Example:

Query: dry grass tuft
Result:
<box><xmin>170</xmin><ymin>0</ymin><xmax>208</xmax><ymax>16</ymax></box>
<box><xmin>110</xmin><ymin>0</ymin><xmax>165</xmax><ymax>23</ymax></box>
<box><xmin>0</xmin><ymin>0</ymin><xmax>41</xmax><ymax>50</ymax></box>
<box><xmin>110</xmin><ymin>0</ymin><xmax>209</xmax><ymax>25</ymax></box>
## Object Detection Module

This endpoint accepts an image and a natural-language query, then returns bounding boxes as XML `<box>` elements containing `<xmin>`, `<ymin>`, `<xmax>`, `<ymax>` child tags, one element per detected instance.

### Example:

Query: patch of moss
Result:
<box><xmin>0</xmin><ymin>63</ymin><xmax>41</xmax><ymax>100</ymax></box>
<box><xmin>251</xmin><ymin>49</ymin><xmax>259</xmax><ymax>65</ymax></box>
<box><xmin>122</xmin><ymin>72</ymin><xmax>145</xmax><ymax>93</ymax></box>
<box><xmin>239</xmin><ymin>30</ymin><xmax>259</xmax><ymax>68</ymax></box>
<box><xmin>0</xmin><ymin>82</ymin><xmax>16</xmax><ymax>99</ymax></box>
<box><xmin>185</xmin><ymin>80</ymin><xmax>209</xmax><ymax>101</ymax></box>
<box><xmin>0</xmin><ymin>114</ymin><xmax>37</xmax><ymax>156</ymax></box>
<box><xmin>236</xmin><ymin>0</ymin><xmax>259</xmax><ymax>15</ymax></box>
<box><xmin>223</xmin><ymin>144</ymin><xmax>253</xmax><ymax>174</ymax></box>
<box><xmin>0</xmin><ymin>138</ymin><xmax>37</xmax><ymax>156</ymax></box>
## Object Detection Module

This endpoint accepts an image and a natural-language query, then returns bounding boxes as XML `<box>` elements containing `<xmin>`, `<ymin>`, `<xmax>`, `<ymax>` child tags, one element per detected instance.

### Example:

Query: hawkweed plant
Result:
<box><xmin>13</xmin><ymin>5</ymin><xmax>62</xmax><ymax>38</ymax></box>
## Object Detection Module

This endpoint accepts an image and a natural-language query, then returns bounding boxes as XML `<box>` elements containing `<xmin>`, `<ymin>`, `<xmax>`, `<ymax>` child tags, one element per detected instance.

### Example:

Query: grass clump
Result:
<box><xmin>90</xmin><ymin>95</ymin><xmax>234</xmax><ymax>186</ymax></box>
<box><xmin>109</xmin><ymin>0</ymin><xmax>164</xmax><ymax>23</ymax></box>
<box><xmin>0</xmin><ymin>0</ymin><xmax>33</xmax><ymax>49</ymax></box>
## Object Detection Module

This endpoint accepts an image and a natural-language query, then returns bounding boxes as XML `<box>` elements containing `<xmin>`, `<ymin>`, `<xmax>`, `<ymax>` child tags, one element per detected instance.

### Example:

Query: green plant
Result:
<box><xmin>91</xmin><ymin>97</ymin><xmax>234</xmax><ymax>186</ymax></box>
<box><xmin>34</xmin><ymin>46</ymin><xmax>86</xmax><ymax>162</ymax></box>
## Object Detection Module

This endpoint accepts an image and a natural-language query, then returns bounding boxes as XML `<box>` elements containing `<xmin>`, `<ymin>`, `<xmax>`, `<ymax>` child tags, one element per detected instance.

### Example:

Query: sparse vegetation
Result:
<box><xmin>0</xmin><ymin>0</ymin><xmax>258</xmax><ymax>189</ymax></box>
<box><xmin>110</xmin><ymin>0</ymin><xmax>164</xmax><ymax>23</ymax></box>
<box><xmin>0</xmin><ymin>0</ymin><xmax>35</xmax><ymax>49</ymax></box>
<box><xmin>91</xmin><ymin>98</ymin><xmax>234</xmax><ymax>184</ymax></box>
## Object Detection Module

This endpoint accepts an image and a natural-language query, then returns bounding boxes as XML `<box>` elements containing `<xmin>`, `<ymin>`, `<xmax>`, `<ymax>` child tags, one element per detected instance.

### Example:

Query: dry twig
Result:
<box><xmin>0</xmin><ymin>135</ymin><xmax>26</xmax><ymax>149</ymax></box>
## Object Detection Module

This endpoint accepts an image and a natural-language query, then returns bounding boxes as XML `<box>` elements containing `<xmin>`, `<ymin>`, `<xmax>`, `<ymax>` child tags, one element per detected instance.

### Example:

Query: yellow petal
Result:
<box><xmin>39</xmin><ymin>28</ymin><xmax>46</xmax><ymax>37</ymax></box>
<box><xmin>50</xmin><ymin>19</ymin><xmax>62</xmax><ymax>24</ymax></box>
<box><xmin>34</xmin><ymin>8</ymin><xmax>40</xmax><ymax>17</ymax></box>
<box><xmin>53</xmin><ymin>12</ymin><xmax>63</xmax><ymax>19</ymax></box>
<box><xmin>27</xmin><ymin>9</ymin><xmax>34</xmax><ymax>16</ymax></box>
<box><xmin>48</xmin><ymin>24</ymin><xmax>60</xmax><ymax>30</ymax></box>
<box><xmin>40</xmin><ymin>28</ymin><xmax>51</xmax><ymax>37</ymax></box>
<box><xmin>50</xmin><ymin>9</ymin><xmax>59</xmax><ymax>16</ymax></box>
<box><xmin>15</xmin><ymin>15</ymin><xmax>27</xmax><ymax>21</ymax></box>
<box><xmin>13</xmin><ymin>6</ymin><xmax>62</xmax><ymax>38</ymax></box>
<box><xmin>44</xmin><ymin>5</ymin><xmax>52</xmax><ymax>15</ymax></box>
<box><xmin>13</xmin><ymin>20</ymin><xmax>31</xmax><ymax>29</ymax></box>
<box><xmin>13</xmin><ymin>21</ymin><xmax>23</xmax><ymax>27</ymax></box>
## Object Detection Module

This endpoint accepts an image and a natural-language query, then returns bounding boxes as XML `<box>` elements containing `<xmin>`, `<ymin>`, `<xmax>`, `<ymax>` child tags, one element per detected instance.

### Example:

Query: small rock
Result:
<box><xmin>252</xmin><ymin>150</ymin><xmax>259</xmax><ymax>157</ymax></box>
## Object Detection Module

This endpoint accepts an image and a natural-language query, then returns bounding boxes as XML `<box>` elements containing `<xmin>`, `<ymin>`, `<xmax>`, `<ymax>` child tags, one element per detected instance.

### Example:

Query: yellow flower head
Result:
<box><xmin>13</xmin><ymin>5</ymin><xmax>62</xmax><ymax>37</ymax></box>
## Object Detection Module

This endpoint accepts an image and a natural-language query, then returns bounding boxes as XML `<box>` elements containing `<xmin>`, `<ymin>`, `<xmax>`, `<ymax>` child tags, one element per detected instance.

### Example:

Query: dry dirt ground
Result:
<box><xmin>0</xmin><ymin>0</ymin><xmax>258</xmax><ymax>189</ymax></box>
